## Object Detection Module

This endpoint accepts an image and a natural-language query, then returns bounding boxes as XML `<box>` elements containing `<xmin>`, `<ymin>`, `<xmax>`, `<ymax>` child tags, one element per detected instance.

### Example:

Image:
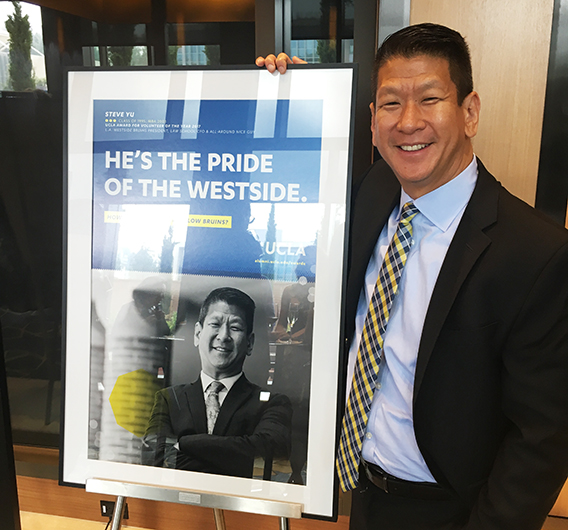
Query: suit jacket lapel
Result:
<box><xmin>213</xmin><ymin>375</ymin><xmax>254</xmax><ymax>435</ymax></box>
<box><xmin>345</xmin><ymin>161</ymin><xmax>400</xmax><ymax>340</ymax></box>
<box><xmin>184</xmin><ymin>379</ymin><xmax>207</xmax><ymax>434</ymax></box>
<box><xmin>413</xmin><ymin>161</ymin><xmax>500</xmax><ymax>400</ymax></box>
<box><xmin>346</xmin><ymin>159</ymin><xmax>501</xmax><ymax>401</ymax></box>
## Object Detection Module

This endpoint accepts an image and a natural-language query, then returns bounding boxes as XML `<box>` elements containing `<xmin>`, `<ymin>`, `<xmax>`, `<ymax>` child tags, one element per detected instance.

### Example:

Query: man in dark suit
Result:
<box><xmin>258</xmin><ymin>23</ymin><xmax>568</xmax><ymax>529</ymax></box>
<box><xmin>142</xmin><ymin>287</ymin><xmax>292</xmax><ymax>478</ymax></box>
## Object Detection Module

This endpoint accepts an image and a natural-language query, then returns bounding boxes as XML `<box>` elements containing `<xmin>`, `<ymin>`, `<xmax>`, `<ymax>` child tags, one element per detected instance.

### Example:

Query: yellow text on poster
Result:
<box><xmin>188</xmin><ymin>215</ymin><xmax>232</xmax><ymax>228</ymax></box>
<box><xmin>104</xmin><ymin>211</ymin><xmax>124</xmax><ymax>223</ymax></box>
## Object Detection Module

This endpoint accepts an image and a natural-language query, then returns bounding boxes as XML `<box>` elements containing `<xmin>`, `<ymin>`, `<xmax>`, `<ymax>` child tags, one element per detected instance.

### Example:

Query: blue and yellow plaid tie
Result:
<box><xmin>336</xmin><ymin>202</ymin><xmax>420</xmax><ymax>491</ymax></box>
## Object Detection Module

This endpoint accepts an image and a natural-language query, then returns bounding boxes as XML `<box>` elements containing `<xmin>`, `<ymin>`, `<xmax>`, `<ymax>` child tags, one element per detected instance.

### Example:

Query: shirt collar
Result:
<box><xmin>400</xmin><ymin>156</ymin><xmax>478</xmax><ymax>232</ymax></box>
<box><xmin>201</xmin><ymin>371</ymin><xmax>243</xmax><ymax>393</ymax></box>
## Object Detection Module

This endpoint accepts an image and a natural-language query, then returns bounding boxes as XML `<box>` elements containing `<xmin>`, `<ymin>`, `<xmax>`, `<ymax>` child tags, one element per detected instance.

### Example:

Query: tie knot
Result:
<box><xmin>399</xmin><ymin>202</ymin><xmax>419</xmax><ymax>225</ymax></box>
<box><xmin>207</xmin><ymin>381</ymin><xmax>225</xmax><ymax>396</ymax></box>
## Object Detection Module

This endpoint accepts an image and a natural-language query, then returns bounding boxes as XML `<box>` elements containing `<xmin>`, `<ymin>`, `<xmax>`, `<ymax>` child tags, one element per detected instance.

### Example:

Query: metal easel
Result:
<box><xmin>109</xmin><ymin>496</ymin><xmax>127</xmax><ymax>530</ymax></box>
<box><xmin>212</xmin><ymin>508</ymin><xmax>291</xmax><ymax>530</ymax></box>
<box><xmin>87</xmin><ymin>478</ymin><xmax>301</xmax><ymax>530</ymax></box>
<box><xmin>109</xmin><ymin>502</ymin><xmax>290</xmax><ymax>530</ymax></box>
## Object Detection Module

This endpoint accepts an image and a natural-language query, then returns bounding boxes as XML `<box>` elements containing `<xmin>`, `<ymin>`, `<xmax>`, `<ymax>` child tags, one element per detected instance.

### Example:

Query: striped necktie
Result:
<box><xmin>336</xmin><ymin>202</ymin><xmax>420</xmax><ymax>491</ymax></box>
<box><xmin>205</xmin><ymin>381</ymin><xmax>225</xmax><ymax>434</ymax></box>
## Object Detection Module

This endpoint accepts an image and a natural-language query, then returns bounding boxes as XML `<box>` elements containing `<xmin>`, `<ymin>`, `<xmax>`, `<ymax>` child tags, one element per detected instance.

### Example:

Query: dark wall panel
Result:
<box><xmin>0</xmin><ymin>324</ymin><xmax>21</xmax><ymax>530</ymax></box>
<box><xmin>536</xmin><ymin>0</ymin><xmax>568</xmax><ymax>225</ymax></box>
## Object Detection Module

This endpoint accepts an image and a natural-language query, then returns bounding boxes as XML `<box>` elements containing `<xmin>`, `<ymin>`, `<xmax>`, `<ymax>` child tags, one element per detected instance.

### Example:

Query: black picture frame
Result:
<box><xmin>61</xmin><ymin>65</ymin><xmax>357</xmax><ymax>520</ymax></box>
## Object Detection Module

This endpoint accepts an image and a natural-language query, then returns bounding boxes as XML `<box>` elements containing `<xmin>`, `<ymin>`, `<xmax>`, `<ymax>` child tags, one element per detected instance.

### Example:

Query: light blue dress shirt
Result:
<box><xmin>346</xmin><ymin>157</ymin><xmax>478</xmax><ymax>482</ymax></box>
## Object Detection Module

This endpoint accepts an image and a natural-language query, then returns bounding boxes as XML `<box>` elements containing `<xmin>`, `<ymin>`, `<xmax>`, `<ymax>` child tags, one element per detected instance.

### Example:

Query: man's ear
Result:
<box><xmin>462</xmin><ymin>91</ymin><xmax>481</xmax><ymax>139</ymax></box>
<box><xmin>246</xmin><ymin>333</ymin><xmax>255</xmax><ymax>356</ymax></box>
<box><xmin>194</xmin><ymin>321</ymin><xmax>202</xmax><ymax>348</ymax></box>
<box><xmin>369</xmin><ymin>102</ymin><xmax>379</xmax><ymax>148</ymax></box>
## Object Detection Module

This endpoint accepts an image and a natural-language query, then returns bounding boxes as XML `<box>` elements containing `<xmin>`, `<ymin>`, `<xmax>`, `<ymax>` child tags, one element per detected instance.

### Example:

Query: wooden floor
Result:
<box><xmin>545</xmin><ymin>518</ymin><xmax>568</xmax><ymax>530</ymax></box>
<box><xmin>19</xmin><ymin>511</ymin><xmax>568</xmax><ymax>530</ymax></box>
<box><xmin>21</xmin><ymin>511</ymin><xmax>145</xmax><ymax>529</ymax></box>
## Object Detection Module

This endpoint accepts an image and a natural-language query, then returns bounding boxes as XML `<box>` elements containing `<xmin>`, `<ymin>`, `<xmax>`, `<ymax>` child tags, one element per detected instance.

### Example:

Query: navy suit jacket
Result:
<box><xmin>143</xmin><ymin>374</ymin><xmax>292</xmax><ymax>478</ymax></box>
<box><xmin>346</xmin><ymin>159</ymin><xmax>568</xmax><ymax>529</ymax></box>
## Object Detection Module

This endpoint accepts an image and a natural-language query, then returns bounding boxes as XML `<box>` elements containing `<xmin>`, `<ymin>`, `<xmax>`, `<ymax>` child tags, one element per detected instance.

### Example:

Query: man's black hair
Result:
<box><xmin>198</xmin><ymin>287</ymin><xmax>256</xmax><ymax>335</ymax></box>
<box><xmin>372</xmin><ymin>23</ymin><xmax>473</xmax><ymax>105</ymax></box>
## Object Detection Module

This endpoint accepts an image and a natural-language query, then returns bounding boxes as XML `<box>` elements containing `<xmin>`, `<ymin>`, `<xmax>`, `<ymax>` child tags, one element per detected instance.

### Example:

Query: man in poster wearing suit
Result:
<box><xmin>143</xmin><ymin>287</ymin><xmax>292</xmax><ymax>478</ymax></box>
<box><xmin>257</xmin><ymin>23</ymin><xmax>568</xmax><ymax>530</ymax></box>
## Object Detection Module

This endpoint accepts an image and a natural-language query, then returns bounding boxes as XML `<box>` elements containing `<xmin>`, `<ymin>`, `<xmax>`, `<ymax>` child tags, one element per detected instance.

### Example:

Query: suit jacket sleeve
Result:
<box><xmin>141</xmin><ymin>388</ymin><xmax>179</xmax><ymax>468</ymax></box>
<box><xmin>464</xmin><ymin>240</ymin><xmax>568</xmax><ymax>530</ymax></box>
<box><xmin>177</xmin><ymin>392</ymin><xmax>292</xmax><ymax>477</ymax></box>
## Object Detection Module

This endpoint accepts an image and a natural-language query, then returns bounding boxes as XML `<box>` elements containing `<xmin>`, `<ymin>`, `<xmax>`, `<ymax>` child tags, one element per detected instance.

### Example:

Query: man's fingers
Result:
<box><xmin>256</xmin><ymin>54</ymin><xmax>278</xmax><ymax>73</ymax></box>
<box><xmin>275</xmin><ymin>53</ymin><xmax>292</xmax><ymax>74</ymax></box>
<box><xmin>256</xmin><ymin>53</ymin><xmax>306</xmax><ymax>74</ymax></box>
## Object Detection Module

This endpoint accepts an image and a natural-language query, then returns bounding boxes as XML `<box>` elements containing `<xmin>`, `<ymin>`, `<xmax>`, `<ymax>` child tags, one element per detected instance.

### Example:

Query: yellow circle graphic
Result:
<box><xmin>109</xmin><ymin>369</ymin><xmax>160</xmax><ymax>438</ymax></box>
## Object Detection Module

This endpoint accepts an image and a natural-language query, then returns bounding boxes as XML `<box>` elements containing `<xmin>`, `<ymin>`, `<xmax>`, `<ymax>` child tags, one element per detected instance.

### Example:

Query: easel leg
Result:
<box><xmin>110</xmin><ymin>496</ymin><xmax>127</xmax><ymax>530</ymax></box>
<box><xmin>280</xmin><ymin>517</ymin><xmax>290</xmax><ymax>530</ymax></box>
<box><xmin>213</xmin><ymin>508</ymin><xmax>226</xmax><ymax>530</ymax></box>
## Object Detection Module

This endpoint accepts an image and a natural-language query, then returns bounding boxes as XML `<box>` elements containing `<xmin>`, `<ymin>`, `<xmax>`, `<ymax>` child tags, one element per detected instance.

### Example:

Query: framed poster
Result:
<box><xmin>62</xmin><ymin>65</ymin><xmax>356</xmax><ymax>520</ymax></box>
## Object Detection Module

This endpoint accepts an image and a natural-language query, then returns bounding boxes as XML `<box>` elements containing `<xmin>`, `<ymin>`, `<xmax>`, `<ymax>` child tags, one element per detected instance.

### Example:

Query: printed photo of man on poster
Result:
<box><xmin>141</xmin><ymin>286</ymin><xmax>292</xmax><ymax>478</ymax></box>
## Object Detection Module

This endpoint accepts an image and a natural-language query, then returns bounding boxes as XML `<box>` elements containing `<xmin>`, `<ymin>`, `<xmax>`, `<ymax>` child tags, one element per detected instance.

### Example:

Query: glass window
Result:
<box><xmin>169</xmin><ymin>45</ymin><xmax>221</xmax><ymax>66</ymax></box>
<box><xmin>290</xmin><ymin>0</ymin><xmax>354</xmax><ymax>63</ymax></box>
<box><xmin>0</xmin><ymin>1</ymin><xmax>45</xmax><ymax>90</ymax></box>
<box><xmin>82</xmin><ymin>45</ymin><xmax>149</xmax><ymax>67</ymax></box>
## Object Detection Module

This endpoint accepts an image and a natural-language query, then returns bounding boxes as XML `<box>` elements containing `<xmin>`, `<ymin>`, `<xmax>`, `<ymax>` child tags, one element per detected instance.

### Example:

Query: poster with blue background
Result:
<box><xmin>92</xmin><ymin>98</ymin><xmax>323</xmax><ymax>280</ymax></box>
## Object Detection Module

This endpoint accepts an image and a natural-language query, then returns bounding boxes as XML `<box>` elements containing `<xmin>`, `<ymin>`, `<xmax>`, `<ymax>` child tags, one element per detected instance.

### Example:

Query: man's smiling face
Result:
<box><xmin>371</xmin><ymin>54</ymin><xmax>480</xmax><ymax>199</ymax></box>
<box><xmin>194</xmin><ymin>301</ymin><xmax>254</xmax><ymax>380</ymax></box>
